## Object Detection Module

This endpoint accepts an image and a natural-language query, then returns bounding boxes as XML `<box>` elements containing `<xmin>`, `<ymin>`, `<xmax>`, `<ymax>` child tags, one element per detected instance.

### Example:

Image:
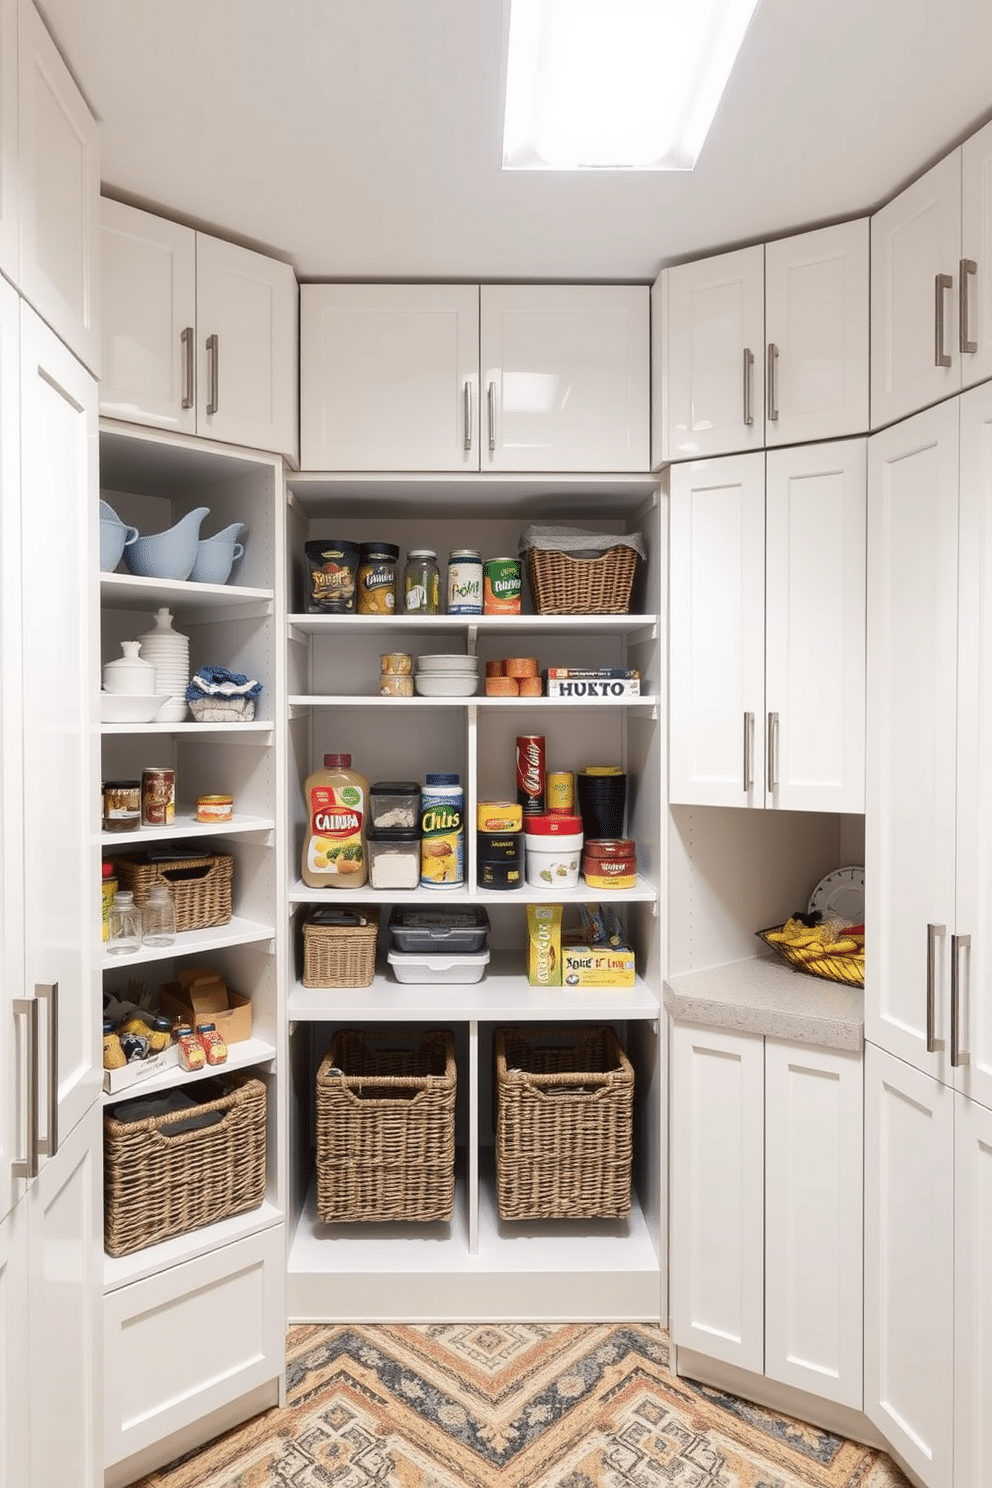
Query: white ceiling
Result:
<box><xmin>38</xmin><ymin>0</ymin><xmax>992</xmax><ymax>285</ymax></box>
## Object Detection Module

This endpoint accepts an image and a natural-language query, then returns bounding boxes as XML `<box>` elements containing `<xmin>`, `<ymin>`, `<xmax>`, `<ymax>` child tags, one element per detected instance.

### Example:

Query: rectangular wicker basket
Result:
<box><xmin>103</xmin><ymin>1074</ymin><xmax>267</xmax><ymax>1256</ymax></box>
<box><xmin>113</xmin><ymin>851</ymin><xmax>234</xmax><ymax>932</ymax></box>
<box><xmin>303</xmin><ymin>908</ymin><xmax>379</xmax><ymax>988</ymax></box>
<box><xmin>315</xmin><ymin>1028</ymin><xmax>456</xmax><ymax>1223</ymax></box>
<box><xmin>495</xmin><ymin>1024</ymin><xmax>634</xmax><ymax>1220</ymax></box>
<box><xmin>526</xmin><ymin>544</ymin><xmax>639</xmax><ymax>615</ymax></box>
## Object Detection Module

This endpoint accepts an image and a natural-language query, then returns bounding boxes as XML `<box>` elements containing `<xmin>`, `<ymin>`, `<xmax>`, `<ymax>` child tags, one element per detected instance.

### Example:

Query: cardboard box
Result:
<box><xmin>158</xmin><ymin>975</ymin><xmax>253</xmax><ymax>1044</ymax></box>
<box><xmin>102</xmin><ymin>1043</ymin><xmax>179</xmax><ymax>1094</ymax></box>
<box><xmin>561</xmin><ymin>944</ymin><xmax>636</xmax><ymax>988</ymax></box>
<box><xmin>526</xmin><ymin>904</ymin><xmax>562</xmax><ymax>987</ymax></box>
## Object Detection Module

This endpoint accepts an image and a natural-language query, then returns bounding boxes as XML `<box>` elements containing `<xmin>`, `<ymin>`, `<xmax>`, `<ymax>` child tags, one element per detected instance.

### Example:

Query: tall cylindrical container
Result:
<box><xmin>420</xmin><ymin>773</ymin><xmax>465</xmax><ymax>888</ymax></box>
<box><xmin>515</xmin><ymin>734</ymin><xmax>546</xmax><ymax>816</ymax></box>
<box><xmin>301</xmin><ymin>753</ymin><xmax>370</xmax><ymax>888</ymax></box>
<box><xmin>447</xmin><ymin>550</ymin><xmax>483</xmax><ymax>614</ymax></box>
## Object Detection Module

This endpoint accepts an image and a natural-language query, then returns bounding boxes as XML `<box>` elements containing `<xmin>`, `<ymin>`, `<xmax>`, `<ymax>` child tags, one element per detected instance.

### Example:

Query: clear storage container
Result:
<box><xmin>388</xmin><ymin>905</ymin><xmax>491</xmax><ymax>953</ymax></box>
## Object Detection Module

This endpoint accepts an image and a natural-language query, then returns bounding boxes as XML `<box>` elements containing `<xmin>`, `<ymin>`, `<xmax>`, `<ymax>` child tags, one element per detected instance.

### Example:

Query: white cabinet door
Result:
<box><xmin>659</xmin><ymin>245</ymin><xmax>765</xmax><ymax>461</ymax></box>
<box><xmin>300</xmin><ymin>283</ymin><xmax>480</xmax><ymax>471</ymax></box>
<box><xmin>764</xmin><ymin>219</ymin><xmax>869</xmax><ymax>447</ymax></box>
<box><xmin>195</xmin><ymin>233</ymin><xmax>298</xmax><ymax>460</ymax></box>
<box><xmin>0</xmin><ymin>275</ymin><xmax>21</xmax><ymax>1227</ymax></box>
<box><xmin>15</xmin><ymin>0</ymin><xmax>99</xmax><ymax>374</ymax></box>
<box><xmin>668</xmin><ymin>452</ymin><xmax>765</xmax><ymax>807</ymax></box>
<box><xmin>27</xmin><ymin>1102</ymin><xmax>102</xmax><ymax>1488</ymax></box>
<box><xmin>99</xmin><ymin>200</ymin><xmax>197</xmax><ymax>436</ymax></box>
<box><xmin>864</xmin><ymin>1043</ymin><xmax>954</xmax><ymax>1488</ymax></box>
<box><xmin>765</xmin><ymin>439</ymin><xmax>866</xmax><ymax>813</ymax></box>
<box><xmin>871</xmin><ymin>151</ymin><xmax>962</xmax><ymax>430</ymax></box>
<box><xmin>960</xmin><ymin>119</ymin><xmax>992</xmax><ymax>391</ymax></box>
<box><xmin>19</xmin><ymin>306</ymin><xmax>99</xmax><ymax>1141</ymax></box>
<box><xmin>670</xmin><ymin>1023</ymin><xmax>764</xmax><ymax>1374</ymax></box>
<box><xmin>0</xmin><ymin>1199</ymin><xmax>28</xmax><ymax>1488</ymax></box>
<box><xmin>954</xmin><ymin>1092</ymin><xmax>992</xmax><ymax>1488</ymax></box>
<box><xmin>955</xmin><ymin>380</ymin><xmax>992</xmax><ymax>1108</ymax></box>
<box><xmin>480</xmin><ymin>284</ymin><xmax>649</xmax><ymax>472</ymax></box>
<box><xmin>764</xmin><ymin>1039</ymin><xmax>863</xmax><ymax>1410</ymax></box>
<box><xmin>867</xmin><ymin>401</ymin><xmax>959</xmax><ymax>1080</ymax></box>
<box><xmin>0</xmin><ymin>0</ymin><xmax>17</xmax><ymax>285</ymax></box>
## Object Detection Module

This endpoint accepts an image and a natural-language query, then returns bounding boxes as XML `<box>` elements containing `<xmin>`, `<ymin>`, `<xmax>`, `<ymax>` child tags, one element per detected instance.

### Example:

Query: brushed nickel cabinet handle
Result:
<box><xmin>181</xmin><ymin>326</ymin><xmax>194</xmax><ymax>409</ymax></box>
<box><xmin>960</xmin><ymin>259</ymin><xmax>978</xmax><ymax>354</ymax></box>
<box><xmin>36</xmin><ymin>982</ymin><xmax>58</xmax><ymax>1159</ymax></box>
<box><xmin>743</xmin><ymin>711</ymin><xmax>754</xmax><ymax>791</ymax></box>
<box><xmin>487</xmin><ymin>380</ymin><xmax>497</xmax><ymax>452</ymax></box>
<box><xmin>951</xmin><ymin>933</ymin><xmax>971</xmax><ymax>1067</ymax></box>
<box><xmin>206</xmin><ymin>333</ymin><xmax>219</xmax><ymax>414</ymax></box>
<box><xmin>935</xmin><ymin>273</ymin><xmax>953</xmax><ymax>368</ymax></box>
<box><xmin>766</xmin><ymin>343</ymin><xmax>779</xmax><ymax>422</ymax></box>
<box><xmin>742</xmin><ymin>348</ymin><xmax>755</xmax><ymax>426</ymax></box>
<box><xmin>12</xmin><ymin>997</ymin><xmax>39</xmax><ymax>1181</ymax></box>
<box><xmin>766</xmin><ymin>712</ymin><xmax>779</xmax><ymax>793</ymax></box>
<box><xmin>926</xmin><ymin>921</ymin><xmax>947</xmax><ymax>1053</ymax></box>
<box><xmin>463</xmin><ymin>381</ymin><xmax>472</xmax><ymax>451</ymax></box>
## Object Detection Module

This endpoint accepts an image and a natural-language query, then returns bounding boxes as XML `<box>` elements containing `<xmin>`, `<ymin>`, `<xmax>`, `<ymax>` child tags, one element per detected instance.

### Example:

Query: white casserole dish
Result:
<box><xmin>387</xmin><ymin>948</ymin><xmax>490</xmax><ymax>984</ymax></box>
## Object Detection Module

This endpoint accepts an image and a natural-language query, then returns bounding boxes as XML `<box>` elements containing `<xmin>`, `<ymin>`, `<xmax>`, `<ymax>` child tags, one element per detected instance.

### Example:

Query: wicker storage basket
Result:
<box><xmin>316</xmin><ymin>1028</ymin><xmax>456</xmax><ymax>1223</ymax></box>
<box><xmin>526</xmin><ymin>544</ymin><xmax>639</xmax><ymax>615</ymax></box>
<box><xmin>757</xmin><ymin>925</ymin><xmax>865</xmax><ymax>987</ymax></box>
<box><xmin>104</xmin><ymin>1075</ymin><xmax>267</xmax><ymax>1256</ymax></box>
<box><xmin>113</xmin><ymin>851</ymin><xmax>234</xmax><ymax>932</ymax></box>
<box><xmin>495</xmin><ymin>1025</ymin><xmax>634</xmax><ymax>1220</ymax></box>
<box><xmin>303</xmin><ymin>908</ymin><xmax>379</xmax><ymax>988</ymax></box>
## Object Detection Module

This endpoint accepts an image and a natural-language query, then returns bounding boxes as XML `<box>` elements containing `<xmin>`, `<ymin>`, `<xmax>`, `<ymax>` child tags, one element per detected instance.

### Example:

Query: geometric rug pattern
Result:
<box><xmin>127</xmin><ymin>1323</ymin><xmax>912</xmax><ymax>1488</ymax></box>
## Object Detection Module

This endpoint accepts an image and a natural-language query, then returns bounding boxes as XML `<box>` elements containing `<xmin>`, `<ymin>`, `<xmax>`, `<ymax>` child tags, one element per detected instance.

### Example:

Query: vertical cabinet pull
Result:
<box><xmin>12</xmin><ymin>998</ymin><xmax>39</xmax><ymax>1181</ymax></box>
<box><xmin>206</xmin><ymin>333</ymin><xmax>220</xmax><ymax>414</ymax></box>
<box><xmin>463</xmin><ymin>381</ymin><xmax>472</xmax><ymax>451</ymax></box>
<box><xmin>951</xmin><ymin>933</ymin><xmax>971</xmax><ymax>1067</ymax></box>
<box><xmin>742</xmin><ymin>348</ymin><xmax>755</xmax><ymax>426</ymax></box>
<box><xmin>180</xmin><ymin>326</ymin><xmax>195</xmax><ymax>409</ymax></box>
<box><xmin>743</xmin><ymin>711</ymin><xmax>754</xmax><ymax>791</ymax></box>
<box><xmin>959</xmin><ymin>258</ymin><xmax>978</xmax><ymax>354</ymax></box>
<box><xmin>36</xmin><ymin>982</ymin><xmax>59</xmax><ymax>1159</ymax></box>
<box><xmin>934</xmin><ymin>273</ymin><xmax>953</xmax><ymax>368</ymax></box>
<box><xmin>766</xmin><ymin>343</ymin><xmax>779</xmax><ymax>422</ymax></box>
<box><xmin>926</xmin><ymin>921</ymin><xmax>947</xmax><ymax>1053</ymax></box>
<box><xmin>766</xmin><ymin>712</ymin><xmax>779</xmax><ymax>793</ymax></box>
<box><xmin>487</xmin><ymin>381</ymin><xmax>497</xmax><ymax>452</ymax></box>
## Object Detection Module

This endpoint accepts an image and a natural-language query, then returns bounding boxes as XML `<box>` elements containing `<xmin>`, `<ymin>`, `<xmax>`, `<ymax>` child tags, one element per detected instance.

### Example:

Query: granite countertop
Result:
<box><xmin>663</xmin><ymin>954</ymin><xmax>864</xmax><ymax>1052</ymax></box>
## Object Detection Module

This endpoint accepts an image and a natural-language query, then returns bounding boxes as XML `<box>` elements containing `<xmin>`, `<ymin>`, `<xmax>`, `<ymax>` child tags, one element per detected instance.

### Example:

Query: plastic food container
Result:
<box><xmin>524</xmin><ymin>828</ymin><xmax>583</xmax><ymax>889</ymax></box>
<box><xmin>387</xmin><ymin>948</ymin><xmax>490</xmax><ymax>984</ymax></box>
<box><xmin>369</xmin><ymin>781</ymin><xmax>421</xmax><ymax>830</ymax></box>
<box><xmin>367</xmin><ymin>829</ymin><xmax>421</xmax><ymax>890</ymax></box>
<box><xmin>388</xmin><ymin>905</ymin><xmax>491</xmax><ymax>953</ymax></box>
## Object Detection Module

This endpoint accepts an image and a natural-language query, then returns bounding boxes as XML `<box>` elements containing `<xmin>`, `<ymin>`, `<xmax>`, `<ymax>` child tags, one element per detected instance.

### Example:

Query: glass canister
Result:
<box><xmin>403</xmin><ymin>550</ymin><xmax>441</xmax><ymax>614</ymax></box>
<box><xmin>140</xmin><ymin>883</ymin><xmax>177</xmax><ymax>946</ymax></box>
<box><xmin>103</xmin><ymin>779</ymin><xmax>141</xmax><ymax>833</ymax></box>
<box><xmin>357</xmin><ymin>542</ymin><xmax>399</xmax><ymax>614</ymax></box>
<box><xmin>106</xmin><ymin>889</ymin><xmax>142</xmax><ymax>955</ymax></box>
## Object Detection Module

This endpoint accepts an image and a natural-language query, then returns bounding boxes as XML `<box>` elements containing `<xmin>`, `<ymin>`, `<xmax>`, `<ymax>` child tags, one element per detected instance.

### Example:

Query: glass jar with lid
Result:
<box><xmin>403</xmin><ymin>550</ymin><xmax>441</xmax><ymax>614</ymax></box>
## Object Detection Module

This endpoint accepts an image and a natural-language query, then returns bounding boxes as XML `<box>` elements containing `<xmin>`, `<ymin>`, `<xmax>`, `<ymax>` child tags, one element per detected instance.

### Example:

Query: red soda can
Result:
<box><xmin>515</xmin><ymin>734</ymin><xmax>546</xmax><ymax>815</ymax></box>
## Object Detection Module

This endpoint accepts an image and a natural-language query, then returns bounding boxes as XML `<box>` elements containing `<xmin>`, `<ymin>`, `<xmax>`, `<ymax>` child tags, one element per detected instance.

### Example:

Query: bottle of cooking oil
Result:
<box><xmin>301</xmin><ymin>753</ymin><xmax>369</xmax><ymax>888</ymax></box>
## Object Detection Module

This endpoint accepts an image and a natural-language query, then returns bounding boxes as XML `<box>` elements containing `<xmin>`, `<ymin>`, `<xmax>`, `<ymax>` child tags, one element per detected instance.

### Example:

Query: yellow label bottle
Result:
<box><xmin>302</xmin><ymin>753</ymin><xmax>369</xmax><ymax>888</ymax></box>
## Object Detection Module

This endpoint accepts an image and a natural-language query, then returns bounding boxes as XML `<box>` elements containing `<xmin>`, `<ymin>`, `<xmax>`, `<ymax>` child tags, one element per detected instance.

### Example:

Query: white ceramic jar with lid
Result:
<box><xmin>103</xmin><ymin>640</ymin><xmax>157</xmax><ymax>695</ymax></box>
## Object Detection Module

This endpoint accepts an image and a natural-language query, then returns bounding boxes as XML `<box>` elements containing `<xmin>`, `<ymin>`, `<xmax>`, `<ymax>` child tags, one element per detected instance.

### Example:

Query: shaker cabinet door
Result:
<box><xmin>960</xmin><ymin>118</ymin><xmax>992</xmax><ymax>392</ymax></box>
<box><xmin>0</xmin><ymin>0</ymin><xmax>17</xmax><ymax>286</ymax></box>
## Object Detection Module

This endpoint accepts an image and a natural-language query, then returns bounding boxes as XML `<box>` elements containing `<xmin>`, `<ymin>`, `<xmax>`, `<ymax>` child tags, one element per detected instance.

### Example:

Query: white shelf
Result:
<box><xmin>98</xmin><ymin>810</ymin><xmax>274</xmax><ymax>847</ymax></box>
<box><xmin>288</xmin><ymin>611</ymin><xmax>658</xmax><ymax>638</ymax></box>
<box><xmin>102</xmin><ymin>1037</ymin><xmax>278</xmax><ymax>1105</ymax></box>
<box><xmin>287</xmin><ymin>876</ymin><xmax>657</xmax><ymax>906</ymax></box>
<box><xmin>104</xmin><ymin>1201</ymin><xmax>284</xmax><ymax>1296</ymax></box>
<box><xmin>287</xmin><ymin>471</ymin><xmax>660</xmax><ymax>521</ymax></box>
<box><xmin>290</xmin><ymin>692</ymin><xmax>658</xmax><ymax>711</ymax></box>
<box><xmin>100</xmin><ymin>570</ymin><xmax>273</xmax><ymax>618</ymax></box>
<box><xmin>100</xmin><ymin>720</ymin><xmax>274</xmax><ymax>739</ymax></box>
<box><xmin>100</xmin><ymin>914</ymin><xmax>275</xmax><ymax>969</ymax></box>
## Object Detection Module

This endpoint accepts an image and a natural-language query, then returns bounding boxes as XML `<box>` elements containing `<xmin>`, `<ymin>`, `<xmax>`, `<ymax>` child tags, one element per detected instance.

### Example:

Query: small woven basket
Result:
<box><xmin>103</xmin><ymin>1075</ymin><xmax>267</xmax><ymax>1256</ymax></box>
<box><xmin>316</xmin><ymin>1028</ymin><xmax>456</xmax><ymax>1223</ymax></box>
<box><xmin>303</xmin><ymin>909</ymin><xmax>379</xmax><ymax>988</ymax></box>
<box><xmin>495</xmin><ymin>1025</ymin><xmax>634</xmax><ymax>1220</ymax></box>
<box><xmin>113</xmin><ymin>851</ymin><xmax>234</xmax><ymax>932</ymax></box>
<box><xmin>526</xmin><ymin>544</ymin><xmax>639</xmax><ymax>615</ymax></box>
<box><xmin>757</xmin><ymin>926</ymin><xmax>865</xmax><ymax>988</ymax></box>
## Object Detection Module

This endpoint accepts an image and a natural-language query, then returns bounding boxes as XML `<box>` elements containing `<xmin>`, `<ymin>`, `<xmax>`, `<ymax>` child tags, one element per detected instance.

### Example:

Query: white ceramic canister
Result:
<box><xmin>137</xmin><ymin>607</ymin><xmax>190</xmax><ymax>720</ymax></box>
<box><xmin>103</xmin><ymin>640</ymin><xmax>157</xmax><ymax>695</ymax></box>
<box><xmin>523</xmin><ymin>828</ymin><xmax>584</xmax><ymax>889</ymax></box>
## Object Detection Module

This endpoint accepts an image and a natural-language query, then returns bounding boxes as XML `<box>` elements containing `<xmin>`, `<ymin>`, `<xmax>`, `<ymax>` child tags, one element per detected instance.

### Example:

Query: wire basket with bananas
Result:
<box><xmin>757</xmin><ymin>912</ymin><xmax>865</xmax><ymax>988</ymax></box>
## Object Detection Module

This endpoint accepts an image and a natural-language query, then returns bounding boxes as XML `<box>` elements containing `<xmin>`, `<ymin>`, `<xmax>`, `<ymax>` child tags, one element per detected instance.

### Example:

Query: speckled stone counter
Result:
<box><xmin>663</xmin><ymin>954</ymin><xmax>864</xmax><ymax>1052</ymax></box>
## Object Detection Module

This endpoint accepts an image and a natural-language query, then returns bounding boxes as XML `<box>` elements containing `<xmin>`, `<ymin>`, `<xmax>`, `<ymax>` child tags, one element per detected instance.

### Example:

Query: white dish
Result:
<box><xmin>415</xmin><ymin>654</ymin><xmax>479</xmax><ymax>674</ymax></box>
<box><xmin>387</xmin><ymin>948</ymin><xmax>489</xmax><ymax>984</ymax></box>
<box><xmin>100</xmin><ymin>692</ymin><xmax>171</xmax><ymax>723</ymax></box>
<box><xmin>808</xmin><ymin>865</ymin><xmax>865</xmax><ymax>926</ymax></box>
<box><xmin>414</xmin><ymin>673</ymin><xmax>479</xmax><ymax>697</ymax></box>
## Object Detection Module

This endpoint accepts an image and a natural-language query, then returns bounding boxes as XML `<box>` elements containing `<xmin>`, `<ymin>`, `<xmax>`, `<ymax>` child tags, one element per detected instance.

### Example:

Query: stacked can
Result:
<box><xmin>476</xmin><ymin>799</ymin><xmax>524</xmax><ymax>890</ymax></box>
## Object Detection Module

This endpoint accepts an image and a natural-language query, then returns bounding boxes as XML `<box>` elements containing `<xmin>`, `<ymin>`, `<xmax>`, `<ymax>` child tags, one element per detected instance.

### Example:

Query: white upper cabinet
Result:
<box><xmin>669</xmin><ymin>438</ymin><xmax>866</xmax><ymax>812</ymax></box>
<box><xmin>0</xmin><ymin>0</ymin><xmax>17</xmax><ymax>285</ymax></box>
<box><xmin>655</xmin><ymin>222</ymin><xmax>868</xmax><ymax>463</ymax></box>
<box><xmin>300</xmin><ymin>282</ymin><xmax>649</xmax><ymax>473</ymax></box>
<box><xmin>100</xmin><ymin>199</ymin><xmax>299</xmax><ymax>461</ymax></box>
<box><xmin>871</xmin><ymin>123</ymin><xmax>992</xmax><ymax>430</ymax></box>
<box><xmin>0</xmin><ymin>274</ymin><xmax>20</xmax><ymax>1230</ymax></box>
<box><xmin>15</xmin><ymin>0</ymin><xmax>99</xmax><ymax>374</ymax></box>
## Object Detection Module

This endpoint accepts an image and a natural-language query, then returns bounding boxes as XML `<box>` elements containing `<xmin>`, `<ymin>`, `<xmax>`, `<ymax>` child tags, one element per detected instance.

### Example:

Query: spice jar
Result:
<box><xmin>103</xmin><ymin>779</ymin><xmax>141</xmax><ymax>833</ymax></box>
<box><xmin>403</xmin><ymin>550</ymin><xmax>440</xmax><ymax>614</ymax></box>
<box><xmin>357</xmin><ymin>542</ymin><xmax>399</xmax><ymax>615</ymax></box>
<box><xmin>196</xmin><ymin>1022</ymin><xmax>228</xmax><ymax>1065</ymax></box>
<box><xmin>175</xmin><ymin>1023</ymin><xmax>206</xmax><ymax>1071</ymax></box>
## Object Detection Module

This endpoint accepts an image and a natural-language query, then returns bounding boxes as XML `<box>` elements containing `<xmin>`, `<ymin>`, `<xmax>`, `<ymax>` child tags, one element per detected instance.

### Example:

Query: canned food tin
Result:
<box><xmin>141</xmin><ymin>768</ymin><xmax>175</xmax><ymax>826</ymax></box>
<box><xmin>420</xmin><ymin>773</ymin><xmax>465</xmax><ymax>888</ymax></box>
<box><xmin>447</xmin><ymin>550</ymin><xmax>483</xmax><ymax>615</ymax></box>
<box><xmin>483</xmin><ymin>557</ymin><xmax>522</xmax><ymax>615</ymax></box>
<box><xmin>379</xmin><ymin>672</ymin><xmax>415</xmax><ymax>696</ymax></box>
<box><xmin>515</xmin><ymin>734</ymin><xmax>546</xmax><ymax>816</ymax></box>
<box><xmin>196</xmin><ymin>794</ymin><xmax>234</xmax><ymax>824</ymax></box>
<box><xmin>380</xmin><ymin>651</ymin><xmax>413</xmax><ymax>675</ymax></box>
<box><xmin>546</xmin><ymin>771</ymin><xmax>575</xmax><ymax>813</ymax></box>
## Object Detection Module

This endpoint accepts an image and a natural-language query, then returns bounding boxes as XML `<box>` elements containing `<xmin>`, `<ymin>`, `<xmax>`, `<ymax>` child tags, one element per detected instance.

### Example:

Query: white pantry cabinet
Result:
<box><xmin>100</xmin><ymin>199</ymin><xmax>299</xmax><ymax>461</ymax></box>
<box><xmin>654</xmin><ymin>221</ymin><xmax>868</xmax><ymax>463</ymax></box>
<box><xmin>867</xmin><ymin>384</ymin><xmax>992</xmax><ymax>1106</ymax></box>
<box><xmin>669</xmin><ymin>439</ymin><xmax>866</xmax><ymax>812</ymax></box>
<box><xmin>0</xmin><ymin>0</ymin><xmax>16</xmax><ymax>284</ymax></box>
<box><xmin>671</xmin><ymin>1022</ymin><xmax>863</xmax><ymax>1409</ymax></box>
<box><xmin>300</xmin><ymin>283</ymin><xmax>650</xmax><ymax>473</ymax></box>
<box><xmin>871</xmin><ymin>119</ymin><xmax>992</xmax><ymax>430</ymax></box>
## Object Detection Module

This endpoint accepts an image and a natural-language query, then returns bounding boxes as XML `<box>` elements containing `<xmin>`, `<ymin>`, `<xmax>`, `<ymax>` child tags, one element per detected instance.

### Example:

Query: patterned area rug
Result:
<box><xmin>129</xmin><ymin>1323</ymin><xmax>911</xmax><ymax>1488</ymax></box>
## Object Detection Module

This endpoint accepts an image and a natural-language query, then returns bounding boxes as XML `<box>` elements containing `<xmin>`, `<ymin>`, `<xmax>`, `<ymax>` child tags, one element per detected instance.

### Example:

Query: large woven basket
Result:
<box><xmin>113</xmin><ymin>851</ymin><xmax>234</xmax><ymax>932</ymax></box>
<box><xmin>303</xmin><ymin>908</ymin><xmax>379</xmax><ymax>988</ymax></box>
<box><xmin>316</xmin><ymin>1028</ymin><xmax>456</xmax><ymax>1223</ymax></box>
<box><xmin>495</xmin><ymin>1025</ymin><xmax>634</xmax><ymax>1220</ymax></box>
<box><xmin>526</xmin><ymin>544</ymin><xmax>639</xmax><ymax>615</ymax></box>
<box><xmin>104</xmin><ymin>1075</ymin><xmax>267</xmax><ymax>1256</ymax></box>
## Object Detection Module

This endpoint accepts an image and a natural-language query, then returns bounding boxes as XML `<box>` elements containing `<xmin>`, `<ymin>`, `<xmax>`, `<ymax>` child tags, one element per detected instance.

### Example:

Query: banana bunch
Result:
<box><xmin>765</xmin><ymin>914</ymin><xmax>863</xmax><ymax>965</ymax></box>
